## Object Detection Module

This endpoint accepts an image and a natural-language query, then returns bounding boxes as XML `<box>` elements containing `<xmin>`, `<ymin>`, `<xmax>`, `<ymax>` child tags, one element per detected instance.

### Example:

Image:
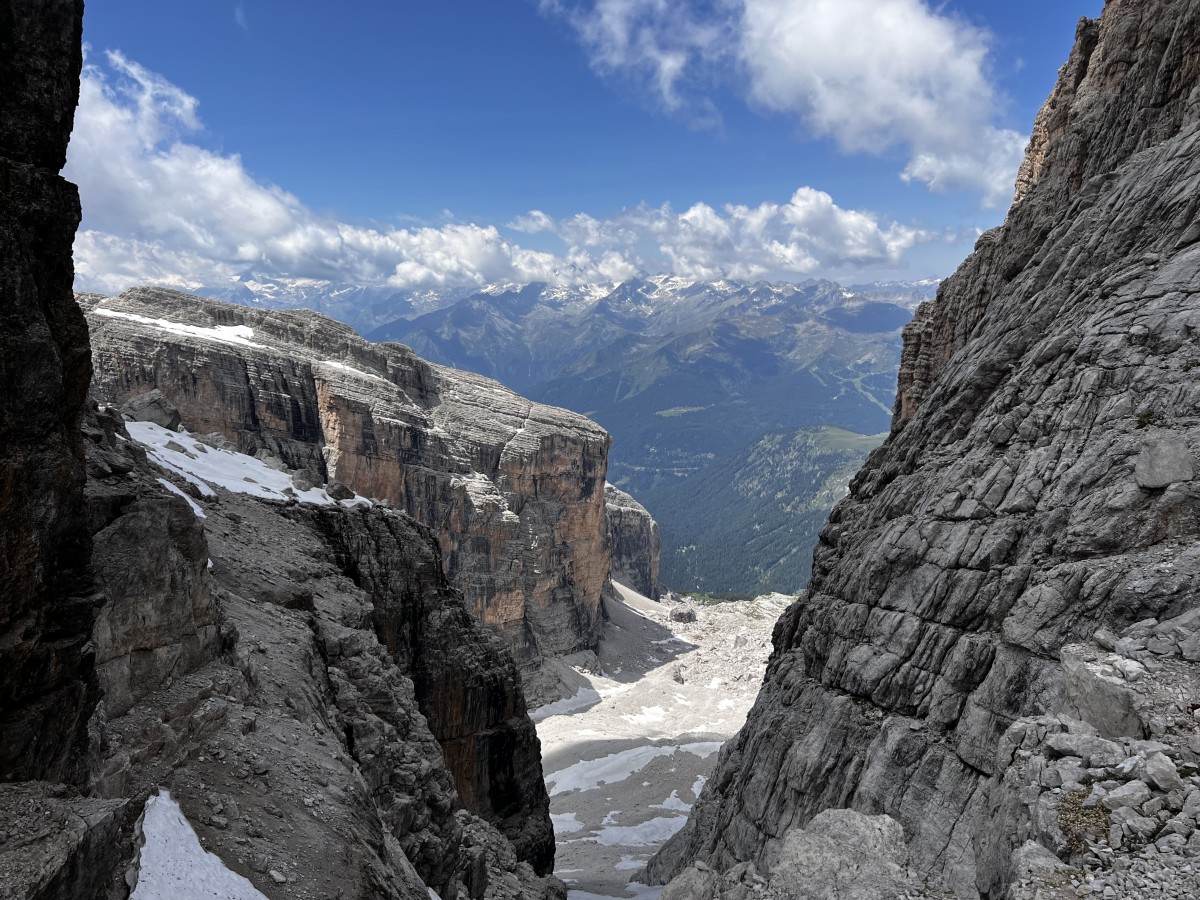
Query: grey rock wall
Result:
<box><xmin>82</xmin><ymin>288</ymin><xmax>611</xmax><ymax>697</ymax></box>
<box><xmin>649</xmin><ymin>1</ymin><xmax>1200</xmax><ymax>896</ymax></box>
<box><xmin>605</xmin><ymin>484</ymin><xmax>661</xmax><ymax>599</ymax></box>
<box><xmin>0</xmin><ymin>0</ymin><xmax>96</xmax><ymax>787</ymax></box>
<box><xmin>89</xmin><ymin>415</ymin><xmax>563</xmax><ymax>898</ymax></box>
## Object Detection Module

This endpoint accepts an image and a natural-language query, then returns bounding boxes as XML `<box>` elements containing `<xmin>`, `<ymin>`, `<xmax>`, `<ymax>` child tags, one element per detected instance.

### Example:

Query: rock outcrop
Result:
<box><xmin>650</xmin><ymin>1</ymin><xmax>1200</xmax><ymax>896</ymax></box>
<box><xmin>86</xmin><ymin>411</ymin><xmax>562</xmax><ymax>899</ymax></box>
<box><xmin>0</xmin><ymin>0</ymin><xmax>97</xmax><ymax>787</ymax></box>
<box><xmin>605</xmin><ymin>483</ymin><xmax>660</xmax><ymax>599</ymax></box>
<box><xmin>80</xmin><ymin>287</ymin><xmax>612</xmax><ymax>697</ymax></box>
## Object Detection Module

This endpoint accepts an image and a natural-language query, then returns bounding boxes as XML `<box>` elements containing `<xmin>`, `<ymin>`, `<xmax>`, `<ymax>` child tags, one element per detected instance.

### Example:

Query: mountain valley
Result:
<box><xmin>7</xmin><ymin>2</ymin><xmax>1200</xmax><ymax>900</ymax></box>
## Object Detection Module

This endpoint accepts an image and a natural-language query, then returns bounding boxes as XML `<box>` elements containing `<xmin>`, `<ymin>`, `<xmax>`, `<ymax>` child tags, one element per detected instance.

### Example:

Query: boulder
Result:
<box><xmin>119</xmin><ymin>388</ymin><xmax>182</xmax><ymax>431</ymax></box>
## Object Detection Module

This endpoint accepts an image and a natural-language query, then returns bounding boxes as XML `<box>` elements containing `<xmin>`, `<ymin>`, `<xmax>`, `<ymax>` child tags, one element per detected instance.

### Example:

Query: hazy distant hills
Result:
<box><xmin>212</xmin><ymin>273</ymin><xmax>934</xmax><ymax>595</ymax></box>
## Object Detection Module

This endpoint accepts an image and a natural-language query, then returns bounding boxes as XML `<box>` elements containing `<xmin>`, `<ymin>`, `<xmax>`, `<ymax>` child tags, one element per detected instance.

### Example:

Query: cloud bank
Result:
<box><xmin>67</xmin><ymin>51</ymin><xmax>930</xmax><ymax>295</ymax></box>
<box><xmin>542</xmin><ymin>0</ymin><xmax>1026</xmax><ymax>205</ymax></box>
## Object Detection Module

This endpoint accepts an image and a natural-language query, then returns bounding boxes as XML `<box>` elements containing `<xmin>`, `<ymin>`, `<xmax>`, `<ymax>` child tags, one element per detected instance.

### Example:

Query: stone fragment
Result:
<box><xmin>292</xmin><ymin>468</ymin><xmax>322</xmax><ymax>493</ymax></box>
<box><xmin>1094</xmin><ymin>628</ymin><xmax>1118</xmax><ymax>651</ymax></box>
<box><xmin>1103</xmin><ymin>781</ymin><xmax>1153</xmax><ymax>811</ymax></box>
<box><xmin>1046</xmin><ymin>733</ymin><xmax>1126</xmax><ymax>768</ymax></box>
<box><xmin>121</xmin><ymin>389</ymin><xmax>182</xmax><ymax>431</ymax></box>
<box><xmin>325</xmin><ymin>480</ymin><xmax>354</xmax><ymax>501</ymax></box>
<box><xmin>1144</xmin><ymin>753</ymin><xmax>1185</xmax><ymax>793</ymax></box>
<box><xmin>1134</xmin><ymin>433</ymin><xmax>1194</xmax><ymax>489</ymax></box>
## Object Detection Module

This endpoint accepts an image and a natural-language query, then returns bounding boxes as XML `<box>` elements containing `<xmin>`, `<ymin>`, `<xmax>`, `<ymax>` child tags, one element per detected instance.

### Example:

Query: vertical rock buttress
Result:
<box><xmin>0</xmin><ymin>0</ymin><xmax>96</xmax><ymax>785</ymax></box>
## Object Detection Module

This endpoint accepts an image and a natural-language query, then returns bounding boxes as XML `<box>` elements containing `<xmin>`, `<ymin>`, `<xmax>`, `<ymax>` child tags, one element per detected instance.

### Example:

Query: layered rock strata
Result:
<box><xmin>0</xmin><ymin>0</ymin><xmax>96</xmax><ymax>787</ymax></box>
<box><xmin>650</xmin><ymin>1</ymin><xmax>1200</xmax><ymax>896</ymax></box>
<box><xmin>81</xmin><ymin>288</ymin><xmax>611</xmax><ymax>693</ymax></box>
<box><xmin>604</xmin><ymin>483</ymin><xmax>661</xmax><ymax>599</ymax></box>
<box><xmin>87</xmin><ymin>411</ymin><xmax>562</xmax><ymax>898</ymax></box>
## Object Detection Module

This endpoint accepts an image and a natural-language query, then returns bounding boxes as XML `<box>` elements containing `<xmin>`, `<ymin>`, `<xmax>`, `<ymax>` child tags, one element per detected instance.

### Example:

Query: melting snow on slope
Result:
<box><xmin>589</xmin><ymin>817</ymin><xmax>687</xmax><ymax>847</ymax></box>
<box><xmin>650</xmin><ymin>790</ymin><xmax>691</xmax><ymax>813</ymax></box>
<box><xmin>130</xmin><ymin>791</ymin><xmax>269</xmax><ymax>899</ymax></box>
<box><xmin>156</xmin><ymin>478</ymin><xmax>206</xmax><ymax>519</ymax></box>
<box><xmin>545</xmin><ymin>742</ymin><xmax>722</xmax><ymax>796</ymax></box>
<box><xmin>552</xmin><ymin>812</ymin><xmax>585</xmax><ymax>835</ymax></box>
<box><xmin>129</xmin><ymin>422</ymin><xmax>370</xmax><ymax>507</ymax></box>
<box><xmin>92</xmin><ymin>308</ymin><xmax>264</xmax><ymax>348</ymax></box>
<box><xmin>531</xmin><ymin>686</ymin><xmax>603</xmax><ymax>723</ymax></box>
<box><xmin>544</xmin><ymin>746</ymin><xmax>677</xmax><ymax>796</ymax></box>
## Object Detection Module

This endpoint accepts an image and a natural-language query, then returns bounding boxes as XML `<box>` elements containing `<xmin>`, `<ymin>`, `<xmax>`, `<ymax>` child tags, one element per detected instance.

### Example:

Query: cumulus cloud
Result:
<box><xmin>542</xmin><ymin>0</ymin><xmax>1026</xmax><ymax>205</ymax></box>
<box><xmin>514</xmin><ymin>188</ymin><xmax>926</xmax><ymax>281</ymax></box>
<box><xmin>67</xmin><ymin>51</ymin><xmax>931</xmax><ymax>295</ymax></box>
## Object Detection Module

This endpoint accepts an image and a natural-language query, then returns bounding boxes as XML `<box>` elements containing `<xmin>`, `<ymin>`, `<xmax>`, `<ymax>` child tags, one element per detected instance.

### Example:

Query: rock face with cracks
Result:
<box><xmin>605</xmin><ymin>483</ymin><xmax>661</xmax><ymax>599</ymax></box>
<box><xmin>81</xmin><ymin>287</ymin><xmax>612</xmax><ymax>699</ymax></box>
<box><xmin>85</xmin><ymin>408</ymin><xmax>562</xmax><ymax>899</ymax></box>
<box><xmin>649</xmin><ymin>1</ymin><xmax>1200</xmax><ymax>897</ymax></box>
<box><xmin>0</xmin><ymin>0</ymin><xmax>96</xmax><ymax>788</ymax></box>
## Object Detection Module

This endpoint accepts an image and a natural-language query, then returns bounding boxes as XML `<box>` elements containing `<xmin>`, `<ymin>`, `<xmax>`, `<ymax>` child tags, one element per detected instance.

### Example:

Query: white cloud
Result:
<box><xmin>518</xmin><ymin>188</ymin><xmax>927</xmax><ymax>282</ymax></box>
<box><xmin>542</xmin><ymin>0</ymin><xmax>1026</xmax><ymax>205</ymax></box>
<box><xmin>67</xmin><ymin>51</ymin><xmax>933</xmax><ymax>295</ymax></box>
<box><xmin>539</xmin><ymin>0</ymin><xmax>731</xmax><ymax>127</ymax></box>
<box><xmin>234</xmin><ymin>3</ymin><xmax>248</xmax><ymax>31</ymax></box>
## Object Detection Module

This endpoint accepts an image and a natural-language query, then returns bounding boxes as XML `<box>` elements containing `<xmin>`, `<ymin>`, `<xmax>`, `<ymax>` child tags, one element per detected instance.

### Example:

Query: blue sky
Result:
<box><xmin>69</xmin><ymin>0</ymin><xmax>1104</xmax><ymax>294</ymax></box>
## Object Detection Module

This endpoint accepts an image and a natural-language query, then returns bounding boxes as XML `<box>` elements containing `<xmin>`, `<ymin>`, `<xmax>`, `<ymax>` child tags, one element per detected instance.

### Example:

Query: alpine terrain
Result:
<box><xmin>643</xmin><ymin>1</ymin><xmax>1200</xmax><ymax>898</ymax></box>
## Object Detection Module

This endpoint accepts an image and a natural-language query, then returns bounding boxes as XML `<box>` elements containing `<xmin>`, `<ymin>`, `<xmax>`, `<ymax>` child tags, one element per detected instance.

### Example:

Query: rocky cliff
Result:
<box><xmin>83</xmin><ymin>404</ymin><xmax>562</xmax><ymax>899</ymax></box>
<box><xmin>605</xmin><ymin>484</ymin><xmax>660</xmax><ymax>599</ymax></box>
<box><xmin>0</xmin><ymin>0</ymin><xmax>96</xmax><ymax>788</ymax></box>
<box><xmin>649</xmin><ymin>1</ymin><xmax>1200</xmax><ymax>897</ymax></box>
<box><xmin>1</xmin><ymin>5</ymin><xmax>567</xmax><ymax>897</ymax></box>
<box><xmin>80</xmin><ymin>287</ymin><xmax>612</xmax><ymax>698</ymax></box>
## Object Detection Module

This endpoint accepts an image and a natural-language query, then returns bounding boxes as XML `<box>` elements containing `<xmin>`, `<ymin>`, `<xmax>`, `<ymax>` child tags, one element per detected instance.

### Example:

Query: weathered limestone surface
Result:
<box><xmin>650</xmin><ymin>1</ymin><xmax>1200</xmax><ymax>896</ymax></box>
<box><xmin>0</xmin><ymin>0</ymin><xmax>96</xmax><ymax>786</ymax></box>
<box><xmin>293</xmin><ymin>504</ymin><xmax>556</xmax><ymax>872</ymax></box>
<box><xmin>86</xmin><ymin>406</ymin><xmax>220</xmax><ymax>719</ymax></box>
<box><xmin>0</xmin><ymin>783</ymin><xmax>126</xmax><ymax>900</ymax></box>
<box><xmin>605</xmin><ymin>483</ymin><xmax>661</xmax><ymax>599</ymax></box>
<box><xmin>81</xmin><ymin>289</ymin><xmax>611</xmax><ymax>692</ymax></box>
<box><xmin>88</xmin><ymin>414</ymin><xmax>563</xmax><ymax>899</ymax></box>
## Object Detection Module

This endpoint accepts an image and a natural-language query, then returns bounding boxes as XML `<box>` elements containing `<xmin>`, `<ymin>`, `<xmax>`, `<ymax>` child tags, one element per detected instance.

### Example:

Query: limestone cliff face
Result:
<box><xmin>293</xmin><ymin>504</ymin><xmax>556</xmax><ymax>873</ymax></box>
<box><xmin>80</xmin><ymin>288</ymin><xmax>611</xmax><ymax>690</ymax></box>
<box><xmin>605</xmin><ymin>484</ymin><xmax>661</xmax><ymax>599</ymax></box>
<box><xmin>84</xmin><ymin>413</ymin><xmax>562</xmax><ymax>899</ymax></box>
<box><xmin>0</xmin><ymin>0</ymin><xmax>96</xmax><ymax>787</ymax></box>
<box><xmin>650</xmin><ymin>1</ymin><xmax>1200</xmax><ymax>896</ymax></box>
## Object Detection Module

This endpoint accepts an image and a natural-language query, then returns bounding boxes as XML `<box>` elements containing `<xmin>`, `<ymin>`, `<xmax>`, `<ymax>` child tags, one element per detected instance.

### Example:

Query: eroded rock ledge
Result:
<box><xmin>80</xmin><ymin>288</ymin><xmax>611</xmax><ymax>696</ymax></box>
<box><xmin>649</xmin><ymin>0</ymin><xmax>1200</xmax><ymax>896</ymax></box>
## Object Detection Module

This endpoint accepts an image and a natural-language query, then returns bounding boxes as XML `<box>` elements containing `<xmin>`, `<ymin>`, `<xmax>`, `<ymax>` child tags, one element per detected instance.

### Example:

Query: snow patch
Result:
<box><xmin>317</xmin><ymin>359</ymin><xmax>391</xmax><ymax>385</ymax></box>
<box><xmin>129</xmin><ymin>422</ymin><xmax>371</xmax><ymax>507</ymax></box>
<box><xmin>650</xmin><ymin>790</ymin><xmax>691</xmax><ymax>813</ymax></box>
<box><xmin>552</xmin><ymin>812</ymin><xmax>584</xmax><ymax>835</ymax></box>
<box><xmin>615</xmin><ymin>855</ymin><xmax>646</xmax><ymax>871</ymax></box>
<box><xmin>156</xmin><ymin>478</ymin><xmax>206</xmax><ymax>519</ymax></box>
<box><xmin>130</xmin><ymin>790</ymin><xmax>269</xmax><ymax>899</ymax></box>
<box><xmin>530</xmin><ymin>687</ymin><xmax>602</xmax><ymax>723</ymax></box>
<box><xmin>621</xmin><ymin>706</ymin><xmax>666</xmax><ymax>726</ymax></box>
<box><xmin>589</xmin><ymin>816</ymin><xmax>687</xmax><ymax>846</ymax></box>
<box><xmin>545</xmin><ymin>746</ymin><xmax>677</xmax><ymax>796</ymax></box>
<box><xmin>93</xmin><ymin>308</ymin><xmax>263</xmax><ymax>348</ymax></box>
